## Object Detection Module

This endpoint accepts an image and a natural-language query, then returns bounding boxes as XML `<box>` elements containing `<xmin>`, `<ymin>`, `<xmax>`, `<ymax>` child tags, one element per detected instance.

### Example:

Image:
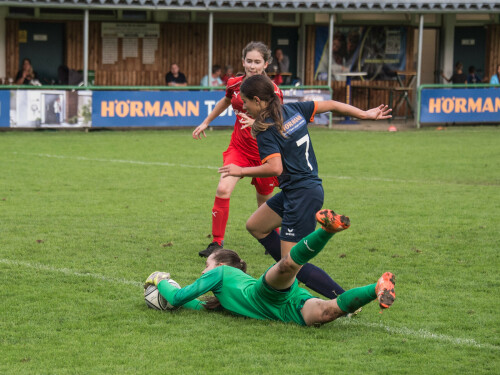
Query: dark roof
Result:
<box><xmin>3</xmin><ymin>0</ymin><xmax>500</xmax><ymax>13</ymax></box>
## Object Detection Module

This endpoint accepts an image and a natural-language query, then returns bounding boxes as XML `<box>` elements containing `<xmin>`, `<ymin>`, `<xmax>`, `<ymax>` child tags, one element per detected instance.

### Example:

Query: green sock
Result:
<box><xmin>336</xmin><ymin>283</ymin><xmax>377</xmax><ymax>313</ymax></box>
<box><xmin>289</xmin><ymin>229</ymin><xmax>334</xmax><ymax>265</ymax></box>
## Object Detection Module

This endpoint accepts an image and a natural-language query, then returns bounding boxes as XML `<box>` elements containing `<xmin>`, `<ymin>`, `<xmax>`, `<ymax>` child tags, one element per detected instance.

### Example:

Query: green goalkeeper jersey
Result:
<box><xmin>157</xmin><ymin>265</ymin><xmax>315</xmax><ymax>326</ymax></box>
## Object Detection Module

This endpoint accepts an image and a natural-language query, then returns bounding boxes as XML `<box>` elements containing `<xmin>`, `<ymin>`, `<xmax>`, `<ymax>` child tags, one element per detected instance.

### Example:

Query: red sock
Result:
<box><xmin>212</xmin><ymin>197</ymin><xmax>230</xmax><ymax>245</ymax></box>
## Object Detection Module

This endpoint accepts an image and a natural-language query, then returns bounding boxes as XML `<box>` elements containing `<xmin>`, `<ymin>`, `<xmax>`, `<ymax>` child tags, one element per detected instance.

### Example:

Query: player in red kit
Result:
<box><xmin>193</xmin><ymin>42</ymin><xmax>283</xmax><ymax>257</ymax></box>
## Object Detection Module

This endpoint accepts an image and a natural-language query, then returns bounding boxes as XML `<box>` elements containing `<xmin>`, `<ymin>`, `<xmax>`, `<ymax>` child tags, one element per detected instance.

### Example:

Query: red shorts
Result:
<box><xmin>223</xmin><ymin>145</ymin><xmax>278</xmax><ymax>196</ymax></box>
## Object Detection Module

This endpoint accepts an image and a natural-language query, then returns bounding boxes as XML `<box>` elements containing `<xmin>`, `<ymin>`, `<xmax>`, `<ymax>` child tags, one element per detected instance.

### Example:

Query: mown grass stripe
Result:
<box><xmin>14</xmin><ymin>152</ymin><xmax>499</xmax><ymax>187</ymax></box>
<box><xmin>2</xmin><ymin>257</ymin><xmax>498</xmax><ymax>352</ymax></box>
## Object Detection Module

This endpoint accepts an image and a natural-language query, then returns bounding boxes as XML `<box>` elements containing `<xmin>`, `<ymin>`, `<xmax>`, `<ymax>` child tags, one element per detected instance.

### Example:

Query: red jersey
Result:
<box><xmin>225</xmin><ymin>75</ymin><xmax>283</xmax><ymax>161</ymax></box>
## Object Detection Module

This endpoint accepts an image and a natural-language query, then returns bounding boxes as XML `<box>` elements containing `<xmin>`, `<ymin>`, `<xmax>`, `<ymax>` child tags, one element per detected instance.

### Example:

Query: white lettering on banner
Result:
<box><xmin>204</xmin><ymin>100</ymin><xmax>216</xmax><ymax>113</ymax></box>
<box><xmin>204</xmin><ymin>100</ymin><xmax>234</xmax><ymax>117</ymax></box>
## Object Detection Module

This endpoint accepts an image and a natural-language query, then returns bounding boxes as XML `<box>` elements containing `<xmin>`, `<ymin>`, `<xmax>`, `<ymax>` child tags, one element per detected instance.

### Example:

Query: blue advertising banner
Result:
<box><xmin>0</xmin><ymin>90</ymin><xmax>10</xmax><ymax>127</ymax></box>
<box><xmin>92</xmin><ymin>90</ymin><xmax>235</xmax><ymax>127</ymax></box>
<box><xmin>420</xmin><ymin>88</ymin><xmax>500</xmax><ymax>123</ymax></box>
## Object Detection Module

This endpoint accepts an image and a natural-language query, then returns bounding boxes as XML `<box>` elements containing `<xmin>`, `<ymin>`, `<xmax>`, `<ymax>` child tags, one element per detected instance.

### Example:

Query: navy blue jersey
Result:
<box><xmin>256</xmin><ymin>101</ymin><xmax>322</xmax><ymax>191</ymax></box>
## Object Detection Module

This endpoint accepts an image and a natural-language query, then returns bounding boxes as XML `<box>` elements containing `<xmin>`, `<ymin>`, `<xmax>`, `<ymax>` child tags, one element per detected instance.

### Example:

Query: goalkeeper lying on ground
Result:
<box><xmin>144</xmin><ymin>209</ymin><xmax>396</xmax><ymax>327</ymax></box>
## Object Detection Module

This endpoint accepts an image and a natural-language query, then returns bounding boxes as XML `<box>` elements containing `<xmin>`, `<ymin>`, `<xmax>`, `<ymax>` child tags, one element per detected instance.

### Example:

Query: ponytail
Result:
<box><xmin>240</xmin><ymin>75</ymin><xmax>284</xmax><ymax>137</ymax></box>
<box><xmin>252</xmin><ymin>94</ymin><xmax>284</xmax><ymax>137</ymax></box>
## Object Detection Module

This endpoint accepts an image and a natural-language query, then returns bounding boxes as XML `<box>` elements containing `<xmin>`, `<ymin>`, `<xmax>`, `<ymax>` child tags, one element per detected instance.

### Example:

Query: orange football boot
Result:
<box><xmin>316</xmin><ymin>209</ymin><xmax>350</xmax><ymax>233</ymax></box>
<box><xmin>375</xmin><ymin>272</ymin><xmax>396</xmax><ymax>310</ymax></box>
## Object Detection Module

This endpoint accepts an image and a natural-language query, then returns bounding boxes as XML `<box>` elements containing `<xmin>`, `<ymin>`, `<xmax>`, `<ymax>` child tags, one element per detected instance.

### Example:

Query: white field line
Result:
<box><xmin>337</xmin><ymin>320</ymin><xmax>500</xmax><ymax>351</ymax></box>
<box><xmin>12</xmin><ymin>152</ymin><xmax>219</xmax><ymax>170</ymax></box>
<box><xmin>1</xmin><ymin>257</ymin><xmax>499</xmax><ymax>351</ymax></box>
<box><xmin>13</xmin><ymin>152</ymin><xmax>499</xmax><ymax>187</ymax></box>
<box><xmin>0</xmin><ymin>258</ymin><xmax>143</xmax><ymax>287</ymax></box>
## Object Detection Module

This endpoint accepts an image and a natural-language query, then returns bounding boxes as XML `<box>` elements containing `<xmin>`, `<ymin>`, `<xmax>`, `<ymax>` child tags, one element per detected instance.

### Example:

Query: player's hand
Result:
<box><xmin>365</xmin><ymin>104</ymin><xmax>392</xmax><ymax>120</ymax></box>
<box><xmin>218</xmin><ymin>164</ymin><xmax>243</xmax><ymax>178</ymax></box>
<box><xmin>193</xmin><ymin>123</ymin><xmax>208</xmax><ymax>139</ymax></box>
<box><xmin>144</xmin><ymin>271</ymin><xmax>171</xmax><ymax>289</ymax></box>
<box><xmin>239</xmin><ymin>113</ymin><xmax>255</xmax><ymax>130</ymax></box>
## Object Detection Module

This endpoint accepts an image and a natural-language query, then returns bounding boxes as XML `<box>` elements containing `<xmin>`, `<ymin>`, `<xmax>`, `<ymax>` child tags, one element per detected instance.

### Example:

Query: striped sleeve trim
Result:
<box><xmin>310</xmin><ymin>101</ymin><xmax>318</xmax><ymax>122</ymax></box>
<box><xmin>262</xmin><ymin>153</ymin><xmax>281</xmax><ymax>164</ymax></box>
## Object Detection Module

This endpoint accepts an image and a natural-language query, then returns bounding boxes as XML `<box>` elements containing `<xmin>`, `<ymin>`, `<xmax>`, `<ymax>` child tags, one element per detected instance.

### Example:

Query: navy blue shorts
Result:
<box><xmin>266</xmin><ymin>184</ymin><xmax>324</xmax><ymax>243</ymax></box>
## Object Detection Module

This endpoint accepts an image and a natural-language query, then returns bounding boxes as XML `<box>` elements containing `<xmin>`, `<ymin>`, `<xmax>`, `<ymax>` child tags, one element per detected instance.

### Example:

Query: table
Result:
<box><xmin>394</xmin><ymin>71</ymin><xmax>416</xmax><ymax>119</ymax></box>
<box><xmin>336</xmin><ymin>72</ymin><xmax>367</xmax><ymax>124</ymax></box>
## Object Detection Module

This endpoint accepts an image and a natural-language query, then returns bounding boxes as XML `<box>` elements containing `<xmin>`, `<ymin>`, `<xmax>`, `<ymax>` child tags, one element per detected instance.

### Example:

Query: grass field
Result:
<box><xmin>0</xmin><ymin>127</ymin><xmax>499</xmax><ymax>374</ymax></box>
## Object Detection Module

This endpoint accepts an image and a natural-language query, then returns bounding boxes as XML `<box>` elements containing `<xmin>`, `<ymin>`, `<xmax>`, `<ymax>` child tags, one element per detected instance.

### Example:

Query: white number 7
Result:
<box><xmin>296</xmin><ymin>134</ymin><xmax>313</xmax><ymax>170</ymax></box>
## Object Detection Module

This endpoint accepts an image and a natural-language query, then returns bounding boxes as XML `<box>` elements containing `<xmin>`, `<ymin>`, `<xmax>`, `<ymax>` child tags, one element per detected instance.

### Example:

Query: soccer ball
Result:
<box><xmin>144</xmin><ymin>279</ymin><xmax>181</xmax><ymax>311</ymax></box>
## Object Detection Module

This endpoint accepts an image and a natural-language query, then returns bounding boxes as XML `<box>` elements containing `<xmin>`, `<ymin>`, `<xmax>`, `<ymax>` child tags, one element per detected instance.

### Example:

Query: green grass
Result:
<box><xmin>0</xmin><ymin>127</ymin><xmax>499</xmax><ymax>374</ymax></box>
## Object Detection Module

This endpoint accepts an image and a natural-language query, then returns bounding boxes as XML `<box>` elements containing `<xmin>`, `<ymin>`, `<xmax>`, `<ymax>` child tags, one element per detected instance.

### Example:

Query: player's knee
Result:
<box><xmin>276</xmin><ymin>255</ymin><xmax>298</xmax><ymax>275</ymax></box>
<box><xmin>216</xmin><ymin>186</ymin><xmax>232</xmax><ymax>197</ymax></box>
<box><xmin>320</xmin><ymin>302</ymin><xmax>344</xmax><ymax>323</ymax></box>
<box><xmin>246</xmin><ymin>218</ymin><xmax>261</xmax><ymax>237</ymax></box>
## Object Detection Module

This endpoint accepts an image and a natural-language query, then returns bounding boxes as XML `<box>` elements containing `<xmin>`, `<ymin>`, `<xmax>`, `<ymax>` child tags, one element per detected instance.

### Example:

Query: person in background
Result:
<box><xmin>165</xmin><ymin>63</ymin><xmax>188</xmax><ymax>86</ymax></box>
<box><xmin>15</xmin><ymin>58</ymin><xmax>37</xmax><ymax>85</ymax></box>
<box><xmin>267</xmin><ymin>48</ymin><xmax>290</xmax><ymax>85</ymax></box>
<box><xmin>200</xmin><ymin>65</ymin><xmax>224</xmax><ymax>87</ymax></box>
<box><xmin>441</xmin><ymin>62</ymin><xmax>467</xmax><ymax>84</ymax></box>
<box><xmin>267</xmin><ymin>48</ymin><xmax>290</xmax><ymax>74</ymax></box>
<box><xmin>54</xmin><ymin>97</ymin><xmax>62</xmax><ymax>124</ymax></box>
<box><xmin>489</xmin><ymin>64</ymin><xmax>500</xmax><ymax>85</ymax></box>
<box><xmin>221</xmin><ymin>65</ymin><xmax>235</xmax><ymax>85</ymax></box>
<box><xmin>467</xmin><ymin>66</ymin><xmax>482</xmax><ymax>84</ymax></box>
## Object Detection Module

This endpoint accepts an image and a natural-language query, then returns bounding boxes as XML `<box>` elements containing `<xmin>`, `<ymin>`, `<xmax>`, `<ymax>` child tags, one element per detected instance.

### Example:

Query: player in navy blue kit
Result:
<box><xmin>219</xmin><ymin>74</ymin><xmax>391</xmax><ymax>300</ymax></box>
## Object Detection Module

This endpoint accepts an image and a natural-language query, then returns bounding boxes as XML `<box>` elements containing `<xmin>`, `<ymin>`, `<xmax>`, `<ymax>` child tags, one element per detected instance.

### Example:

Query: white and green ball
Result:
<box><xmin>144</xmin><ymin>279</ymin><xmax>181</xmax><ymax>311</ymax></box>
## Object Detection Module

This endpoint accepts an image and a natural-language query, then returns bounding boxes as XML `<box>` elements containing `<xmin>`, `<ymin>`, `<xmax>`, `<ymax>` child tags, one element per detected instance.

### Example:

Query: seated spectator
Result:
<box><xmin>441</xmin><ymin>62</ymin><xmax>467</xmax><ymax>84</ymax></box>
<box><xmin>15</xmin><ymin>58</ymin><xmax>37</xmax><ymax>85</ymax></box>
<box><xmin>221</xmin><ymin>65</ymin><xmax>234</xmax><ymax>85</ymax></box>
<box><xmin>267</xmin><ymin>48</ymin><xmax>290</xmax><ymax>74</ymax></box>
<box><xmin>200</xmin><ymin>65</ymin><xmax>224</xmax><ymax>87</ymax></box>
<box><xmin>467</xmin><ymin>66</ymin><xmax>482</xmax><ymax>84</ymax></box>
<box><xmin>489</xmin><ymin>64</ymin><xmax>500</xmax><ymax>85</ymax></box>
<box><xmin>267</xmin><ymin>48</ymin><xmax>290</xmax><ymax>85</ymax></box>
<box><xmin>165</xmin><ymin>63</ymin><xmax>188</xmax><ymax>86</ymax></box>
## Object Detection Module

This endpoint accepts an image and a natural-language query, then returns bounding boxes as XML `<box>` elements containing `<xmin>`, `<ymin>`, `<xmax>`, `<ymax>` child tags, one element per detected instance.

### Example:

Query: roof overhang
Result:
<box><xmin>2</xmin><ymin>0</ymin><xmax>500</xmax><ymax>14</ymax></box>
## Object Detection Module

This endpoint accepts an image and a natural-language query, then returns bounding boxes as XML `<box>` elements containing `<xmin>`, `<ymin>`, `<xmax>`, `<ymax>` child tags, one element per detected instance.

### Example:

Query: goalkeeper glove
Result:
<box><xmin>144</xmin><ymin>271</ymin><xmax>171</xmax><ymax>289</ymax></box>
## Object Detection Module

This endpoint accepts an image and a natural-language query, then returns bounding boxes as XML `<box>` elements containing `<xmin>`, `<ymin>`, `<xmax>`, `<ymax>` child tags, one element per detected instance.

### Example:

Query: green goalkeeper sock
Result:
<box><xmin>336</xmin><ymin>284</ymin><xmax>377</xmax><ymax>313</ymax></box>
<box><xmin>289</xmin><ymin>229</ymin><xmax>334</xmax><ymax>266</ymax></box>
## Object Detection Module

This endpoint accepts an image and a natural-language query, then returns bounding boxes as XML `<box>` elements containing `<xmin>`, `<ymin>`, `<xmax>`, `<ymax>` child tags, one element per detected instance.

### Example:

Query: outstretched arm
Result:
<box><xmin>315</xmin><ymin>100</ymin><xmax>392</xmax><ymax>120</ymax></box>
<box><xmin>193</xmin><ymin>96</ymin><xmax>232</xmax><ymax>139</ymax></box>
<box><xmin>157</xmin><ymin>267</ymin><xmax>225</xmax><ymax>308</ymax></box>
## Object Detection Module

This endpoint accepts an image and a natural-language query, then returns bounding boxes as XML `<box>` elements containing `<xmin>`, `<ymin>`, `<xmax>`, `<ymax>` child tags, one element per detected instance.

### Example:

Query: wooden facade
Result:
<box><xmin>5</xmin><ymin>18</ymin><xmax>500</xmax><ymax>115</ymax></box>
<box><xmin>7</xmin><ymin>19</ymin><xmax>270</xmax><ymax>87</ymax></box>
<box><xmin>486</xmin><ymin>24</ymin><xmax>500</xmax><ymax>79</ymax></box>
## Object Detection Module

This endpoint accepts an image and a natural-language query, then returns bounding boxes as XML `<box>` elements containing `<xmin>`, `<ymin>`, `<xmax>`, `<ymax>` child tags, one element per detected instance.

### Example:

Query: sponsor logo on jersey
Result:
<box><xmin>283</xmin><ymin>113</ymin><xmax>306</xmax><ymax>136</ymax></box>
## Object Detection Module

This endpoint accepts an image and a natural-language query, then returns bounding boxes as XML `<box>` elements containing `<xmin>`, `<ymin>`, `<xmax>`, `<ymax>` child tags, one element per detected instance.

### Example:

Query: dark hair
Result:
<box><xmin>212</xmin><ymin>64</ymin><xmax>221</xmax><ymax>74</ymax></box>
<box><xmin>211</xmin><ymin>249</ymin><xmax>247</xmax><ymax>273</ymax></box>
<box><xmin>240</xmin><ymin>75</ymin><xmax>283</xmax><ymax>137</ymax></box>
<box><xmin>455</xmin><ymin>62</ymin><xmax>463</xmax><ymax>70</ymax></box>
<box><xmin>203</xmin><ymin>249</ymin><xmax>247</xmax><ymax>310</ymax></box>
<box><xmin>242</xmin><ymin>41</ymin><xmax>272</xmax><ymax>64</ymax></box>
